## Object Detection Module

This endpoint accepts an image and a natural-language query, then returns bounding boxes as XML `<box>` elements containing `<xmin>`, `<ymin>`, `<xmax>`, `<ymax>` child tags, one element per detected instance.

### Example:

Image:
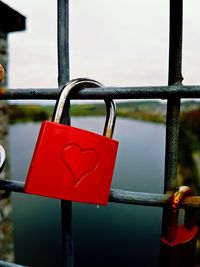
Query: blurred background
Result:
<box><xmin>0</xmin><ymin>1</ymin><xmax>200</xmax><ymax>266</ymax></box>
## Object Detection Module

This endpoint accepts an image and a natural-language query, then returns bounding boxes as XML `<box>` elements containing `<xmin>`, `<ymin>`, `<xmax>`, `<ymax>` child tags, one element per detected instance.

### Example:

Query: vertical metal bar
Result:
<box><xmin>57</xmin><ymin>0</ymin><xmax>70</xmax><ymax>86</ymax></box>
<box><xmin>168</xmin><ymin>0</ymin><xmax>183</xmax><ymax>86</ymax></box>
<box><xmin>57</xmin><ymin>1</ymin><xmax>73</xmax><ymax>267</ymax></box>
<box><xmin>164</xmin><ymin>0</ymin><xmax>183</xmax><ymax>192</ymax></box>
<box><xmin>61</xmin><ymin>200</ymin><xmax>74</xmax><ymax>267</ymax></box>
<box><xmin>161</xmin><ymin>0</ymin><xmax>183</xmax><ymax>246</ymax></box>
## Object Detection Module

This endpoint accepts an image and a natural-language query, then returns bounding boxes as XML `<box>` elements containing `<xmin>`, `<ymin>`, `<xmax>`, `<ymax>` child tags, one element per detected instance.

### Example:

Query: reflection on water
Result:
<box><xmin>9</xmin><ymin>117</ymin><xmax>165</xmax><ymax>267</ymax></box>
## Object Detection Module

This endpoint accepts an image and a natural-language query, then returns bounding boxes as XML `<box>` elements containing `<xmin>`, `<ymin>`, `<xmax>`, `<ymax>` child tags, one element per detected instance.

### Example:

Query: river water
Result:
<box><xmin>9</xmin><ymin>117</ymin><xmax>165</xmax><ymax>267</ymax></box>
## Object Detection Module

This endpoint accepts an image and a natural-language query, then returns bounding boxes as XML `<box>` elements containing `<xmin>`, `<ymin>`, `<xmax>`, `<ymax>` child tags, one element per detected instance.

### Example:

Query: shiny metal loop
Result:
<box><xmin>52</xmin><ymin>78</ymin><xmax>116</xmax><ymax>138</ymax></box>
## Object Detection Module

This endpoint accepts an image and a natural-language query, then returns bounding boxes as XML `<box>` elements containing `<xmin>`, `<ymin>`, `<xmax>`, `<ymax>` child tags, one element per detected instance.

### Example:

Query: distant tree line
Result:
<box><xmin>178</xmin><ymin>108</ymin><xmax>200</xmax><ymax>193</ymax></box>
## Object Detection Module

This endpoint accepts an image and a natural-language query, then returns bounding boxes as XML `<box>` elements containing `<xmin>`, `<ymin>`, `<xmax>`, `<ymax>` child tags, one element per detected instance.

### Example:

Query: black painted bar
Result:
<box><xmin>0</xmin><ymin>260</ymin><xmax>25</xmax><ymax>267</ymax></box>
<box><xmin>1</xmin><ymin>85</ymin><xmax>200</xmax><ymax>100</ymax></box>
<box><xmin>161</xmin><ymin>0</ymin><xmax>183</xmax><ymax>257</ymax></box>
<box><xmin>1</xmin><ymin>180</ymin><xmax>200</xmax><ymax>209</ymax></box>
<box><xmin>57</xmin><ymin>0</ymin><xmax>69</xmax><ymax>87</ymax></box>
<box><xmin>57</xmin><ymin>1</ymin><xmax>73</xmax><ymax>267</ymax></box>
<box><xmin>164</xmin><ymin>0</ymin><xmax>183</xmax><ymax>192</ymax></box>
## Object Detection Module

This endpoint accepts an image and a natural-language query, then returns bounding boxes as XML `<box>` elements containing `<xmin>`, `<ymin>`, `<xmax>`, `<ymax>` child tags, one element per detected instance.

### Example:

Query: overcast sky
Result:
<box><xmin>3</xmin><ymin>0</ymin><xmax>200</xmax><ymax>91</ymax></box>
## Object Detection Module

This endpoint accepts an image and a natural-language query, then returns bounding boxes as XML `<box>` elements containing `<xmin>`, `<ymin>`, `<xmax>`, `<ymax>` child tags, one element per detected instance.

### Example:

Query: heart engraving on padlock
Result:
<box><xmin>62</xmin><ymin>143</ymin><xmax>99</xmax><ymax>186</ymax></box>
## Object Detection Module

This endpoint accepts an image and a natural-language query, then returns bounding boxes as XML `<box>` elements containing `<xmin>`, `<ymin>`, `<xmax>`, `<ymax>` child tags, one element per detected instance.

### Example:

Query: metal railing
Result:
<box><xmin>0</xmin><ymin>0</ymin><xmax>199</xmax><ymax>266</ymax></box>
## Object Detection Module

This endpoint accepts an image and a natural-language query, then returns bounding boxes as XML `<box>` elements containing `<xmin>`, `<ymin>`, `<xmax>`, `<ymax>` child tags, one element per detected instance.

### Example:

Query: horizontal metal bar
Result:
<box><xmin>0</xmin><ymin>260</ymin><xmax>26</xmax><ymax>267</ymax></box>
<box><xmin>0</xmin><ymin>180</ymin><xmax>24</xmax><ymax>193</ymax></box>
<box><xmin>110</xmin><ymin>190</ymin><xmax>200</xmax><ymax>209</ymax></box>
<box><xmin>1</xmin><ymin>180</ymin><xmax>200</xmax><ymax>208</ymax></box>
<box><xmin>1</xmin><ymin>85</ymin><xmax>200</xmax><ymax>100</ymax></box>
<box><xmin>109</xmin><ymin>189</ymin><xmax>170</xmax><ymax>207</ymax></box>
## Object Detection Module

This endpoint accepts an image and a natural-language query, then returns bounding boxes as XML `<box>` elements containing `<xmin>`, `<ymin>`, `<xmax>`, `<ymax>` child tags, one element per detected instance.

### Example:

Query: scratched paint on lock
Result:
<box><xmin>61</xmin><ymin>143</ymin><xmax>99</xmax><ymax>187</ymax></box>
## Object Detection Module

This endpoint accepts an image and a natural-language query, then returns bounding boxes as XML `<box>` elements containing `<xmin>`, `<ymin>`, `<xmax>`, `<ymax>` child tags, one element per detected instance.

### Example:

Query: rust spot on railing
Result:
<box><xmin>0</xmin><ymin>87</ymin><xmax>6</xmax><ymax>96</ymax></box>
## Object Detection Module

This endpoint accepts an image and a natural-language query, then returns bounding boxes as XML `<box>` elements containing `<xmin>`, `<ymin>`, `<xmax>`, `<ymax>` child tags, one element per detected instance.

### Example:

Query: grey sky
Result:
<box><xmin>3</xmin><ymin>0</ymin><xmax>200</xmax><ymax>89</ymax></box>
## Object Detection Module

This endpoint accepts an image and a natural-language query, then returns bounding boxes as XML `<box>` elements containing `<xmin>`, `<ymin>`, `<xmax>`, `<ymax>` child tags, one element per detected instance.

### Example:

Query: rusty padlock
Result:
<box><xmin>24</xmin><ymin>78</ymin><xmax>119</xmax><ymax>205</ymax></box>
<box><xmin>160</xmin><ymin>186</ymin><xmax>198</xmax><ymax>267</ymax></box>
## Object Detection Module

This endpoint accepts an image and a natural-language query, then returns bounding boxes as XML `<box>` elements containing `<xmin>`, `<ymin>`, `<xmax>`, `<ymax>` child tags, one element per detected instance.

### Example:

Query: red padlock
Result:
<box><xmin>24</xmin><ymin>78</ymin><xmax>119</xmax><ymax>205</ymax></box>
<box><xmin>160</xmin><ymin>186</ymin><xmax>198</xmax><ymax>267</ymax></box>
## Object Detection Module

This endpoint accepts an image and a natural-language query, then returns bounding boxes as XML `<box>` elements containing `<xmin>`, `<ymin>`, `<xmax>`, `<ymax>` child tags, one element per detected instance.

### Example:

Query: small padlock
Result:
<box><xmin>160</xmin><ymin>186</ymin><xmax>198</xmax><ymax>267</ymax></box>
<box><xmin>24</xmin><ymin>78</ymin><xmax>119</xmax><ymax>205</ymax></box>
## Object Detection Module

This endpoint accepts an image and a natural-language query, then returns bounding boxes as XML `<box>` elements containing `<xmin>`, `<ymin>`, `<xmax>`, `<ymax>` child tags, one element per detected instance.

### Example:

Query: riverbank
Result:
<box><xmin>7</xmin><ymin>100</ymin><xmax>200</xmax><ymax>124</ymax></box>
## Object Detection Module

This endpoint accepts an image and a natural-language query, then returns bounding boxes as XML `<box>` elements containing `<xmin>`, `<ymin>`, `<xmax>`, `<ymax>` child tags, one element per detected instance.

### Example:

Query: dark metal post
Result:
<box><xmin>57</xmin><ymin>1</ymin><xmax>73</xmax><ymax>267</ymax></box>
<box><xmin>57</xmin><ymin>0</ymin><xmax>69</xmax><ymax>86</ymax></box>
<box><xmin>3</xmin><ymin>85</ymin><xmax>200</xmax><ymax>99</ymax></box>
<box><xmin>164</xmin><ymin>0</ymin><xmax>183</xmax><ymax>191</ymax></box>
<box><xmin>161</xmin><ymin>0</ymin><xmax>183</xmax><ymax>249</ymax></box>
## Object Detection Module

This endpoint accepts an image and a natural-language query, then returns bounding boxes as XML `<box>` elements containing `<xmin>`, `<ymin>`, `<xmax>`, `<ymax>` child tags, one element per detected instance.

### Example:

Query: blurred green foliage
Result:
<box><xmin>178</xmin><ymin>109</ymin><xmax>200</xmax><ymax>191</ymax></box>
<box><xmin>7</xmin><ymin>101</ymin><xmax>167</xmax><ymax>124</ymax></box>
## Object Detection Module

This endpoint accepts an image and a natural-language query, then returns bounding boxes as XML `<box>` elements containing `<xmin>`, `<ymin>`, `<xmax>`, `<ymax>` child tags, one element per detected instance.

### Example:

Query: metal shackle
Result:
<box><xmin>52</xmin><ymin>78</ymin><xmax>116</xmax><ymax>139</ymax></box>
<box><xmin>165</xmin><ymin>185</ymin><xmax>195</xmax><ymax>243</ymax></box>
